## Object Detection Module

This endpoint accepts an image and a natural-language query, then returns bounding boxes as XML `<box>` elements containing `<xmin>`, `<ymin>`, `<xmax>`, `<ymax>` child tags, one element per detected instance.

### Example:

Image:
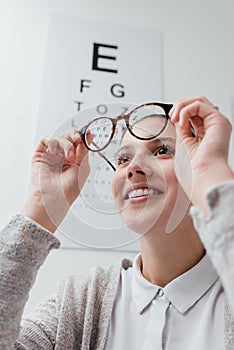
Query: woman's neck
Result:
<box><xmin>139</xmin><ymin>220</ymin><xmax>205</xmax><ymax>287</ymax></box>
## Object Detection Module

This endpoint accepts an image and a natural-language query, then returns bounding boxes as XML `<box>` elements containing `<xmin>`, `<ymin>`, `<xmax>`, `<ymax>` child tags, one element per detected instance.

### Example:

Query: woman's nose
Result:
<box><xmin>127</xmin><ymin>157</ymin><xmax>153</xmax><ymax>180</ymax></box>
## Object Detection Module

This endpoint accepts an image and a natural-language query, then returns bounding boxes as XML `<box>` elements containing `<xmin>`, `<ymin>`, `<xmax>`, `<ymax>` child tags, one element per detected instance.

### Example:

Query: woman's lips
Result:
<box><xmin>125</xmin><ymin>187</ymin><xmax>163</xmax><ymax>200</ymax></box>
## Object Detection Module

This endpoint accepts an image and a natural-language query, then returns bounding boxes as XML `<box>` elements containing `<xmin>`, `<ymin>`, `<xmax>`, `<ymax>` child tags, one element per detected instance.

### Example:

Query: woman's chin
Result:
<box><xmin>121</xmin><ymin>209</ymin><xmax>164</xmax><ymax>236</ymax></box>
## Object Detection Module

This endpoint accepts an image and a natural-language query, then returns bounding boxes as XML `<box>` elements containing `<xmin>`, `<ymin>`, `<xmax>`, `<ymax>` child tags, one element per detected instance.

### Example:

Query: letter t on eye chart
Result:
<box><xmin>36</xmin><ymin>14</ymin><xmax>163</xmax><ymax>251</ymax></box>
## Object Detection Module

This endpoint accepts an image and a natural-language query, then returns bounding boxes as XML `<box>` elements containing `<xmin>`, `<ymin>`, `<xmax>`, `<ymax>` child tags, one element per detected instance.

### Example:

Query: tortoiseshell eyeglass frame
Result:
<box><xmin>79</xmin><ymin>102</ymin><xmax>173</xmax><ymax>171</ymax></box>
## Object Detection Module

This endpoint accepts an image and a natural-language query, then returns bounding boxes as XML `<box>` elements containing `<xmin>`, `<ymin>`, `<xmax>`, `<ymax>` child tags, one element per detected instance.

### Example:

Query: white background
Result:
<box><xmin>0</xmin><ymin>0</ymin><xmax>234</xmax><ymax>315</ymax></box>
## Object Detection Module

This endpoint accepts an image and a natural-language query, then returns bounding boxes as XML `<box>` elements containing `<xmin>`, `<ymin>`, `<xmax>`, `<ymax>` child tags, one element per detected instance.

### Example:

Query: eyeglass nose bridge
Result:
<box><xmin>110</xmin><ymin>113</ymin><xmax>130</xmax><ymax>138</ymax></box>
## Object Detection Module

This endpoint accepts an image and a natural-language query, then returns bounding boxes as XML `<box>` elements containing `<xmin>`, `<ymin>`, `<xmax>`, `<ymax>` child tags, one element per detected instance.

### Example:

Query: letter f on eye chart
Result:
<box><xmin>35</xmin><ymin>13</ymin><xmax>163</xmax><ymax>251</ymax></box>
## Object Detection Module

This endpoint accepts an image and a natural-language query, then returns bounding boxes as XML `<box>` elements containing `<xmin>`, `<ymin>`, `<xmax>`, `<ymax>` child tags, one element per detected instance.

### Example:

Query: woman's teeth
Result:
<box><xmin>128</xmin><ymin>188</ymin><xmax>162</xmax><ymax>199</ymax></box>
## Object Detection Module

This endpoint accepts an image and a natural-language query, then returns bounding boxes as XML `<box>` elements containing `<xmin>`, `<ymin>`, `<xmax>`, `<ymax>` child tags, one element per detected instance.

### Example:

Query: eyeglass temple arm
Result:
<box><xmin>96</xmin><ymin>149</ymin><xmax>116</xmax><ymax>171</ymax></box>
<box><xmin>91</xmin><ymin>140</ymin><xmax>116</xmax><ymax>171</ymax></box>
<box><xmin>80</xmin><ymin>128</ymin><xmax>116</xmax><ymax>171</ymax></box>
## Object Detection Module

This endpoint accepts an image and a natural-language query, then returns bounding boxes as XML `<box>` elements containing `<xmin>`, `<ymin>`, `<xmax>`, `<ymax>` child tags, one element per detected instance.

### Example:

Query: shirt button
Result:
<box><xmin>157</xmin><ymin>288</ymin><xmax>164</xmax><ymax>297</ymax></box>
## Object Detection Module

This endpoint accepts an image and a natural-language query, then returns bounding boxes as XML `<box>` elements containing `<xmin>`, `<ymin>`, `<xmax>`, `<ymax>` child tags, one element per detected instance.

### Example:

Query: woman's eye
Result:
<box><xmin>154</xmin><ymin>145</ymin><xmax>175</xmax><ymax>157</ymax></box>
<box><xmin>116</xmin><ymin>154</ymin><xmax>132</xmax><ymax>165</ymax></box>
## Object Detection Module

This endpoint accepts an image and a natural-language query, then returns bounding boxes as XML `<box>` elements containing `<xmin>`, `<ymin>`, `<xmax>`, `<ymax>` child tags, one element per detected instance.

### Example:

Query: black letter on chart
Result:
<box><xmin>110</xmin><ymin>83</ymin><xmax>125</xmax><ymax>98</ymax></box>
<box><xmin>75</xmin><ymin>101</ymin><xmax>84</xmax><ymax>111</ymax></box>
<box><xmin>92</xmin><ymin>43</ymin><xmax>118</xmax><ymax>74</ymax></box>
<box><xmin>80</xmin><ymin>79</ymin><xmax>92</xmax><ymax>93</ymax></box>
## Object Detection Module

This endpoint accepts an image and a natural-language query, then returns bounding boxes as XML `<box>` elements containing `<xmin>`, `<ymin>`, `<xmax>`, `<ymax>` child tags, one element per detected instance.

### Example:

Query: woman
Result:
<box><xmin>0</xmin><ymin>96</ymin><xmax>234</xmax><ymax>349</ymax></box>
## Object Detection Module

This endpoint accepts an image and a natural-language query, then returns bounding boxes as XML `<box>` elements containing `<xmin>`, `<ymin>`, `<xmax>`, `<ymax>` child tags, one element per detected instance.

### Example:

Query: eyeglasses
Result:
<box><xmin>80</xmin><ymin>102</ymin><xmax>173</xmax><ymax>171</ymax></box>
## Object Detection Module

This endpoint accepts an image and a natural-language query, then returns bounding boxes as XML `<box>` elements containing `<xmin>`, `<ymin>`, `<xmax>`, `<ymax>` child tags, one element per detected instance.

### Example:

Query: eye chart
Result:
<box><xmin>36</xmin><ymin>14</ymin><xmax>163</xmax><ymax>250</ymax></box>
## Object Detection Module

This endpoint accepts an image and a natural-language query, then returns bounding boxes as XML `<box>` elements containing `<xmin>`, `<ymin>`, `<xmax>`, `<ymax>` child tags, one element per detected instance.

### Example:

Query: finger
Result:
<box><xmin>178</xmin><ymin>100</ymin><xmax>219</xmax><ymax>129</ymax></box>
<box><xmin>35</xmin><ymin>137</ymin><xmax>50</xmax><ymax>153</ymax></box>
<box><xmin>170</xmin><ymin>96</ymin><xmax>213</xmax><ymax>115</ymax></box>
<box><xmin>174</xmin><ymin>115</ymin><xmax>193</xmax><ymax>141</ymax></box>
<box><xmin>189</xmin><ymin>116</ymin><xmax>205</xmax><ymax>138</ymax></box>
<box><xmin>75</xmin><ymin>140</ymin><xmax>90</xmax><ymax>166</ymax></box>
<box><xmin>58</xmin><ymin>129</ymin><xmax>95</xmax><ymax>164</ymax></box>
<box><xmin>85</xmin><ymin>130</ymin><xmax>95</xmax><ymax>146</ymax></box>
<box><xmin>172</xmin><ymin>99</ymin><xmax>214</xmax><ymax>140</ymax></box>
<box><xmin>59</xmin><ymin>129</ymin><xmax>82</xmax><ymax>145</ymax></box>
<box><xmin>46</xmin><ymin>137</ymin><xmax>75</xmax><ymax>160</ymax></box>
<box><xmin>170</xmin><ymin>96</ymin><xmax>214</xmax><ymax>122</ymax></box>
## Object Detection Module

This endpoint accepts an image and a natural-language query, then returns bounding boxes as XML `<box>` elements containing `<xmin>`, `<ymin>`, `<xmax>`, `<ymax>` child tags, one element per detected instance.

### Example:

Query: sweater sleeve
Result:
<box><xmin>190</xmin><ymin>180</ymin><xmax>234</xmax><ymax>313</ymax></box>
<box><xmin>0</xmin><ymin>214</ymin><xmax>60</xmax><ymax>349</ymax></box>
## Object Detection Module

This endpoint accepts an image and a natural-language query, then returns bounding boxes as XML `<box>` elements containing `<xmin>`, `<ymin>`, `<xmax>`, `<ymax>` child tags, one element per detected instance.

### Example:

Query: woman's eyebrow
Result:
<box><xmin>114</xmin><ymin>144</ymin><xmax>131</xmax><ymax>158</ymax></box>
<box><xmin>115</xmin><ymin>137</ymin><xmax>176</xmax><ymax>157</ymax></box>
<box><xmin>149</xmin><ymin>137</ymin><xmax>176</xmax><ymax>146</ymax></box>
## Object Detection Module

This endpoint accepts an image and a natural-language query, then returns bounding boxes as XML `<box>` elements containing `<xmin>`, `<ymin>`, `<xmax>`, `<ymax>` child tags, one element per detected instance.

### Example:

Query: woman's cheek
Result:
<box><xmin>160</xmin><ymin>160</ymin><xmax>177</xmax><ymax>183</ymax></box>
<box><xmin>111</xmin><ymin>170</ymin><xmax>125</xmax><ymax>202</ymax></box>
<box><xmin>161</xmin><ymin>161</ymin><xmax>179</xmax><ymax>202</ymax></box>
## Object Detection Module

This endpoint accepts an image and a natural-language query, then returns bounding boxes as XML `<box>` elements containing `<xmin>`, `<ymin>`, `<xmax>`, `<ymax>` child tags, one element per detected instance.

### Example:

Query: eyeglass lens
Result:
<box><xmin>128</xmin><ymin>104</ymin><xmax>167</xmax><ymax>140</ymax></box>
<box><xmin>85</xmin><ymin>117</ymin><xmax>114</xmax><ymax>151</ymax></box>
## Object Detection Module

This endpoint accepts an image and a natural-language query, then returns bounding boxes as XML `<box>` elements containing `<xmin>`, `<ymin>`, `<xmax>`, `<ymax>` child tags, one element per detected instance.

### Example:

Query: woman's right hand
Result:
<box><xmin>20</xmin><ymin>129</ymin><xmax>92</xmax><ymax>233</ymax></box>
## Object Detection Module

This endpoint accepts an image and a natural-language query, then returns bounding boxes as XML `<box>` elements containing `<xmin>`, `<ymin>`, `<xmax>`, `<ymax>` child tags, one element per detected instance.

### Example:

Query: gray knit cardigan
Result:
<box><xmin>0</xmin><ymin>182</ymin><xmax>234</xmax><ymax>349</ymax></box>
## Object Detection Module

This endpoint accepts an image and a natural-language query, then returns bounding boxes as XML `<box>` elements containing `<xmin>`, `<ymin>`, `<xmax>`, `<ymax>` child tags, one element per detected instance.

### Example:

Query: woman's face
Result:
<box><xmin>111</xmin><ymin>117</ymin><xmax>190</xmax><ymax>235</ymax></box>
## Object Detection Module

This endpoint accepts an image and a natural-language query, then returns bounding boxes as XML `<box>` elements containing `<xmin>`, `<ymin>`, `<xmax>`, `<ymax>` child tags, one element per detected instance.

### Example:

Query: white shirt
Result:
<box><xmin>104</xmin><ymin>253</ymin><xmax>224</xmax><ymax>350</ymax></box>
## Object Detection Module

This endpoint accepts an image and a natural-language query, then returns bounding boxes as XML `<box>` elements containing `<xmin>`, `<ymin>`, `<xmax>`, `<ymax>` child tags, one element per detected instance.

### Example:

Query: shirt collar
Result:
<box><xmin>132</xmin><ymin>253</ymin><xmax>219</xmax><ymax>314</ymax></box>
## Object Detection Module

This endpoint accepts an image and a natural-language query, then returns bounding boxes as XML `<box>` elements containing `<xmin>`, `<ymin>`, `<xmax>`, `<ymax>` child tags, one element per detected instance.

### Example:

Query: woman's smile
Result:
<box><xmin>124</xmin><ymin>185</ymin><xmax>164</xmax><ymax>201</ymax></box>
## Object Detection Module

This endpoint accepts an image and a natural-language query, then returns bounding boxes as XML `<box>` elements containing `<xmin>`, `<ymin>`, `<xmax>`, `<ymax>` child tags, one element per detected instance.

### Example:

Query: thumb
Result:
<box><xmin>174</xmin><ymin>119</ymin><xmax>193</xmax><ymax>142</ymax></box>
<box><xmin>74</xmin><ymin>132</ymin><xmax>94</xmax><ymax>166</ymax></box>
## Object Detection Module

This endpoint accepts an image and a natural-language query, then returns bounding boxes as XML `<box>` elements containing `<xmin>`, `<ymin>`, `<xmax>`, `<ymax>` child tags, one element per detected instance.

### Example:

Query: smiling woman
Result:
<box><xmin>1</xmin><ymin>96</ymin><xmax>234</xmax><ymax>349</ymax></box>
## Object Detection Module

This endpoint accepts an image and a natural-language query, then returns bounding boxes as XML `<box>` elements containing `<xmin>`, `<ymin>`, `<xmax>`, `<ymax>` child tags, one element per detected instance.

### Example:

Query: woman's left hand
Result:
<box><xmin>169</xmin><ymin>96</ymin><xmax>234</xmax><ymax>213</ymax></box>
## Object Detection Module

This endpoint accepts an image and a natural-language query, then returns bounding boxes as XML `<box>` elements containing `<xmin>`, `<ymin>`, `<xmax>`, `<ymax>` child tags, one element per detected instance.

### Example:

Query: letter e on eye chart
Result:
<box><xmin>35</xmin><ymin>14</ymin><xmax>163</xmax><ymax>251</ymax></box>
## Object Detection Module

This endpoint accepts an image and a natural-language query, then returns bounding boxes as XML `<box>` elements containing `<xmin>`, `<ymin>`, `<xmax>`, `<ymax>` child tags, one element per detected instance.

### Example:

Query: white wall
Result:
<box><xmin>0</xmin><ymin>0</ymin><xmax>234</xmax><ymax>314</ymax></box>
